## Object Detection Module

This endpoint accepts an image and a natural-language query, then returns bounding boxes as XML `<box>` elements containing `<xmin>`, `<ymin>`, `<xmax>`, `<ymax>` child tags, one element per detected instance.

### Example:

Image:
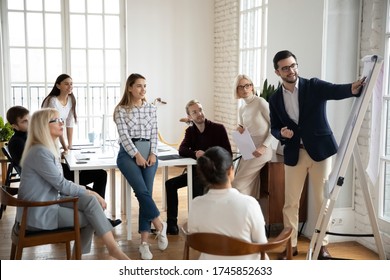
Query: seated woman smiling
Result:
<box><xmin>16</xmin><ymin>108</ymin><xmax>130</xmax><ymax>260</ymax></box>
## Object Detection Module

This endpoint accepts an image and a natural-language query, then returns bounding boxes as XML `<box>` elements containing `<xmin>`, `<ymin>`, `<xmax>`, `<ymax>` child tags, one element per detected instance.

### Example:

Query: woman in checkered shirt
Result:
<box><xmin>114</xmin><ymin>73</ymin><xmax>168</xmax><ymax>260</ymax></box>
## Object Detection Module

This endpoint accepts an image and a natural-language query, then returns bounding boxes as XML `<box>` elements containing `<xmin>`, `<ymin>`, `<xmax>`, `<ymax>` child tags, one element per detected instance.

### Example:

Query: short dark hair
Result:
<box><xmin>273</xmin><ymin>50</ymin><xmax>297</xmax><ymax>70</ymax></box>
<box><xmin>6</xmin><ymin>106</ymin><xmax>30</xmax><ymax>125</ymax></box>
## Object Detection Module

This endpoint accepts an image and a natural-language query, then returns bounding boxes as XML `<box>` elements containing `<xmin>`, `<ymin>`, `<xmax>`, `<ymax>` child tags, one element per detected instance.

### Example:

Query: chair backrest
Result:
<box><xmin>181</xmin><ymin>224</ymin><xmax>293</xmax><ymax>260</ymax></box>
<box><xmin>0</xmin><ymin>185</ymin><xmax>81</xmax><ymax>260</ymax></box>
<box><xmin>0</xmin><ymin>145</ymin><xmax>21</xmax><ymax>219</ymax></box>
<box><xmin>232</xmin><ymin>152</ymin><xmax>242</xmax><ymax>172</ymax></box>
<box><xmin>1</xmin><ymin>145</ymin><xmax>21</xmax><ymax>186</ymax></box>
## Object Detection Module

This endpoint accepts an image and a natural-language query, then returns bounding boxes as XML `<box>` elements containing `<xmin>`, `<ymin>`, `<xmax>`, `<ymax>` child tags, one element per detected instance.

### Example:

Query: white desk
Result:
<box><xmin>64</xmin><ymin>144</ymin><xmax>118</xmax><ymax>214</ymax></box>
<box><xmin>64</xmin><ymin>142</ymin><xmax>196</xmax><ymax>240</ymax></box>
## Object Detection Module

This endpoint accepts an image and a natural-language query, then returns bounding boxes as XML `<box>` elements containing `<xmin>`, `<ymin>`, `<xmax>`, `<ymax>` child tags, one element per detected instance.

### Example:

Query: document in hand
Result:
<box><xmin>232</xmin><ymin>129</ymin><xmax>256</xmax><ymax>160</ymax></box>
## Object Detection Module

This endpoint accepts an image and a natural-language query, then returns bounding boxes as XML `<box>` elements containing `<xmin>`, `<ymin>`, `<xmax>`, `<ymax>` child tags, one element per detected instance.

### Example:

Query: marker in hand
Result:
<box><xmin>238</xmin><ymin>124</ymin><xmax>245</xmax><ymax>134</ymax></box>
<box><xmin>352</xmin><ymin>76</ymin><xmax>367</xmax><ymax>95</ymax></box>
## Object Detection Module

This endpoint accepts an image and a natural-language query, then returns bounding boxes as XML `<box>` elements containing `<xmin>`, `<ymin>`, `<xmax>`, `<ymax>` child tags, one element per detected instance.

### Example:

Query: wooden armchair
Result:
<box><xmin>0</xmin><ymin>185</ymin><xmax>82</xmax><ymax>260</ymax></box>
<box><xmin>0</xmin><ymin>146</ymin><xmax>21</xmax><ymax>219</ymax></box>
<box><xmin>181</xmin><ymin>223</ymin><xmax>293</xmax><ymax>260</ymax></box>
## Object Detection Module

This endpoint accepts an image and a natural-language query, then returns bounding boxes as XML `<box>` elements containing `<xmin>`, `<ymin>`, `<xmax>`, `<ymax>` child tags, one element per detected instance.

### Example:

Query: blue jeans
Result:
<box><xmin>117</xmin><ymin>144</ymin><xmax>159</xmax><ymax>233</ymax></box>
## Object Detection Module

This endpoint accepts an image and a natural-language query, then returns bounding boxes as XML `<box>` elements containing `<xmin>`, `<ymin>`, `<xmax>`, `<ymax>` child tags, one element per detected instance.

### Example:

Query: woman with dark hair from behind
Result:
<box><xmin>187</xmin><ymin>146</ymin><xmax>268</xmax><ymax>260</ymax></box>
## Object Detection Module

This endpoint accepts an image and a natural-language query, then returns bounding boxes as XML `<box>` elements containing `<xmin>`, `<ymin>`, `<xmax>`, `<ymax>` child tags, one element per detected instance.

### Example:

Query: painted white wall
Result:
<box><xmin>126</xmin><ymin>0</ymin><xmax>214</xmax><ymax>144</ymax></box>
<box><xmin>322</xmin><ymin>0</ymin><xmax>361</xmax><ymax>242</ymax></box>
<box><xmin>268</xmin><ymin>0</ymin><xmax>325</xmax><ymax>240</ymax></box>
<box><xmin>267</xmin><ymin>0</ymin><xmax>361</xmax><ymax>241</ymax></box>
<box><xmin>266</xmin><ymin>0</ymin><xmax>325</xmax><ymax>86</ymax></box>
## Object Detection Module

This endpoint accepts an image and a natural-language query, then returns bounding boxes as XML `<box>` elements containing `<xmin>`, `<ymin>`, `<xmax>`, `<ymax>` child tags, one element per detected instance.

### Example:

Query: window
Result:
<box><xmin>381</xmin><ymin>0</ymin><xmax>390</xmax><ymax>221</ymax></box>
<box><xmin>239</xmin><ymin>0</ymin><xmax>268</xmax><ymax>92</ymax></box>
<box><xmin>1</xmin><ymin>0</ymin><xmax>125</xmax><ymax>142</ymax></box>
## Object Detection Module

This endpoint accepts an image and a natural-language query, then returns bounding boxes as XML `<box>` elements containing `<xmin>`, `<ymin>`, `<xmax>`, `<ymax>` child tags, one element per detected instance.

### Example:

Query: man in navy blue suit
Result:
<box><xmin>269</xmin><ymin>50</ymin><xmax>366</xmax><ymax>259</ymax></box>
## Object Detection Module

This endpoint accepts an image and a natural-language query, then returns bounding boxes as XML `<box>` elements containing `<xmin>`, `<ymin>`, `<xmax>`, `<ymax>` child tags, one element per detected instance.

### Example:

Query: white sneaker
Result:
<box><xmin>156</xmin><ymin>221</ymin><xmax>168</xmax><ymax>251</ymax></box>
<box><xmin>139</xmin><ymin>242</ymin><xmax>153</xmax><ymax>260</ymax></box>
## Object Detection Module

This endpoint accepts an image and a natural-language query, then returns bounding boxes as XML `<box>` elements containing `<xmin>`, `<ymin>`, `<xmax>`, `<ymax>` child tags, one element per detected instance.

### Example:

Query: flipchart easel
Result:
<box><xmin>307</xmin><ymin>55</ymin><xmax>386</xmax><ymax>260</ymax></box>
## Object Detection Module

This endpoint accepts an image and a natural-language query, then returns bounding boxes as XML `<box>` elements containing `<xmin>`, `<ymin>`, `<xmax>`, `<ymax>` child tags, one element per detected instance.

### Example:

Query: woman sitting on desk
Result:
<box><xmin>113</xmin><ymin>73</ymin><xmax>168</xmax><ymax>260</ymax></box>
<box><xmin>16</xmin><ymin>108</ymin><xmax>130</xmax><ymax>260</ymax></box>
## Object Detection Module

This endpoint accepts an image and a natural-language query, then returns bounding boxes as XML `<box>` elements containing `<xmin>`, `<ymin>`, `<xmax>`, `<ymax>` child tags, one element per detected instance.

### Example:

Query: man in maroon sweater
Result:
<box><xmin>165</xmin><ymin>100</ymin><xmax>232</xmax><ymax>234</ymax></box>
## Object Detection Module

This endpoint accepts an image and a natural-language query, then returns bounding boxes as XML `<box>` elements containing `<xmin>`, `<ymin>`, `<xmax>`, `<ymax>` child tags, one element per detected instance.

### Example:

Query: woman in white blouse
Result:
<box><xmin>41</xmin><ymin>74</ymin><xmax>111</xmax><ymax>221</ymax></box>
<box><xmin>113</xmin><ymin>73</ymin><xmax>168</xmax><ymax>260</ymax></box>
<box><xmin>41</xmin><ymin>74</ymin><xmax>77</xmax><ymax>152</ymax></box>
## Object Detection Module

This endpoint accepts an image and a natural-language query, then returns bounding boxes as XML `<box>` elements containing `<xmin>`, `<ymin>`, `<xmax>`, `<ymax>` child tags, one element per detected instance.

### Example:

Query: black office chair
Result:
<box><xmin>0</xmin><ymin>145</ymin><xmax>21</xmax><ymax>219</ymax></box>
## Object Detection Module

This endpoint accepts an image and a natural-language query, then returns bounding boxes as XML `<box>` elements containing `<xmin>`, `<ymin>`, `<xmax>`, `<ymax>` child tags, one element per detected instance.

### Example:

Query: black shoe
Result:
<box><xmin>318</xmin><ymin>246</ymin><xmax>332</xmax><ymax>260</ymax></box>
<box><xmin>108</xmin><ymin>218</ymin><xmax>122</xmax><ymax>227</ymax></box>
<box><xmin>166</xmin><ymin>223</ymin><xmax>179</xmax><ymax>235</ymax></box>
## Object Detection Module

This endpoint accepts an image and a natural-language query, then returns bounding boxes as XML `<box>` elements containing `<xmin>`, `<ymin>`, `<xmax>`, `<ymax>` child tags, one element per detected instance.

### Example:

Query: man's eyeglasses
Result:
<box><xmin>237</xmin><ymin>83</ymin><xmax>253</xmax><ymax>91</ymax></box>
<box><xmin>279</xmin><ymin>63</ymin><xmax>298</xmax><ymax>72</ymax></box>
<box><xmin>49</xmin><ymin>118</ymin><xmax>64</xmax><ymax>124</ymax></box>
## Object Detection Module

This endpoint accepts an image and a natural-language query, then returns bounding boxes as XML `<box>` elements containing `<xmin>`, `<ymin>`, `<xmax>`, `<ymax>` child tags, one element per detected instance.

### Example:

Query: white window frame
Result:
<box><xmin>378</xmin><ymin>0</ymin><xmax>390</xmax><ymax>232</ymax></box>
<box><xmin>239</xmin><ymin>0</ymin><xmax>268</xmax><ymax>93</ymax></box>
<box><xmin>0</xmin><ymin>0</ymin><xmax>126</xmax><ymax>142</ymax></box>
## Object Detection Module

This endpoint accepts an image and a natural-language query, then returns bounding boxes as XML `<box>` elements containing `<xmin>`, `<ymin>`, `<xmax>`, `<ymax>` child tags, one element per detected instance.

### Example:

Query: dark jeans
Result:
<box><xmin>61</xmin><ymin>163</ymin><xmax>107</xmax><ymax>198</ymax></box>
<box><xmin>165</xmin><ymin>166</ymin><xmax>205</xmax><ymax>224</ymax></box>
<box><xmin>116</xmin><ymin>144</ymin><xmax>159</xmax><ymax>232</ymax></box>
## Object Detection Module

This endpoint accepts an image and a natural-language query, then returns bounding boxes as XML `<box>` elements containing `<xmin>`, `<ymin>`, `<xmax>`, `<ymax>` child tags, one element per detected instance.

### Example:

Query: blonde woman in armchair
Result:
<box><xmin>17</xmin><ymin>108</ymin><xmax>130</xmax><ymax>260</ymax></box>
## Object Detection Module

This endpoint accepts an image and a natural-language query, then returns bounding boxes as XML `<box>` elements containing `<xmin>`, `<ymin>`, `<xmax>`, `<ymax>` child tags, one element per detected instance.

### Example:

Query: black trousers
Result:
<box><xmin>165</xmin><ymin>166</ymin><xmax>205</xmax><ymax>224</ymax></box>
<box><xmin>61</xmin><ymin>163</ymin><xmax>107</xmax><ymax>198</ymax></box>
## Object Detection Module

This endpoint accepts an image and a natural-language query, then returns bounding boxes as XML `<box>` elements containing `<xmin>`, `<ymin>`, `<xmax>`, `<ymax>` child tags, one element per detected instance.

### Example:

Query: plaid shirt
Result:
<box><xmin>114</xmin><ymin>102</ymin><xmax>158</xmax><ymax>157</ymax></box>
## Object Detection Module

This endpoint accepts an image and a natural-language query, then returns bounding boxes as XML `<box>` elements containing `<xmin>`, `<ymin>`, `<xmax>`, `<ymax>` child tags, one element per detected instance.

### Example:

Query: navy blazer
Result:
<box><xmin>269</xmin><ymin>77</ymin><xmax>357</xmax><ymax>166</ymax></box>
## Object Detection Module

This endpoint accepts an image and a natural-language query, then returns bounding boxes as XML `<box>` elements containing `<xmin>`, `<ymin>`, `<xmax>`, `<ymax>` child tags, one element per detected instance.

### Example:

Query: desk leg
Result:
<box><xmin>110</xmin><ymin>169</ymin><xmax>116</xmax><ymax>217</ymax></box>
<box><xmin>124</xmin><ymin>175</ymin><xmax>132</xmax><ymax>240</ymax></box>
<box><xmin>74</xmin><ymin>171</ymin><xmax>80</xmax><ymax>184</ymax></box>
<box><xmin>187</xmin><ymin>164</ymin><xmax>193</xmax><ymax>212</ymax></box>
<box><xmin>121</xmin><ymin>175</ymin><xmax>126</xmax><ymax>214</ymax></box>
<box><xmin>162</xmin><ymin>166</ymin><xmax>168</xmax><ymax>210</ymax></box>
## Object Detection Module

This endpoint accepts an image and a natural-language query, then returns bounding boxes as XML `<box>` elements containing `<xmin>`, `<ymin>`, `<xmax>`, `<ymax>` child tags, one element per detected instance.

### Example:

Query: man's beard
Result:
<box><xmin>192</xmin><ymin>117</ymin><xmax>205</xmax><ymax>125</ymax></box>
<box><xmin>282</xmin><ymin>75</ymin><xmax>297</xmax><ymax>84</ymax></box>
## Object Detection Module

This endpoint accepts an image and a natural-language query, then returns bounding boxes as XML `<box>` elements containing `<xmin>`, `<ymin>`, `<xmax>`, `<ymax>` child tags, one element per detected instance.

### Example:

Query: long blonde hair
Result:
<box><xmin>21</xmin><ymin>108</ymin><xmax>61</xmax><ymax>166</ymax></box>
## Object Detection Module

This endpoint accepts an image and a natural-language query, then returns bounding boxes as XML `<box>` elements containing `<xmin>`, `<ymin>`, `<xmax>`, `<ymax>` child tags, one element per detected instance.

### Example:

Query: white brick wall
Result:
<box><xmin>213</xmin><ymin>0</ymin><xmax>390</xmax><ymax>257</ymax></box>
<box><xmin>214</xmin><ymin>0</ymin><xmax>240</xmax><ymax>151</ymax></box>
<box><xmin>356</xmin><ymin>0</ymin><xmax>390</xmax><ymax>258</ymax></box>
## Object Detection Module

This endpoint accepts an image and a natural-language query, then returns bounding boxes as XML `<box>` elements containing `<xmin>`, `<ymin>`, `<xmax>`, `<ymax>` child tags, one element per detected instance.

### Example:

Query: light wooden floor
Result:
<box><xmin>0</xmin><ymin>167</ymin><xmax>380</xmax><ymax>260</ymax></box>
